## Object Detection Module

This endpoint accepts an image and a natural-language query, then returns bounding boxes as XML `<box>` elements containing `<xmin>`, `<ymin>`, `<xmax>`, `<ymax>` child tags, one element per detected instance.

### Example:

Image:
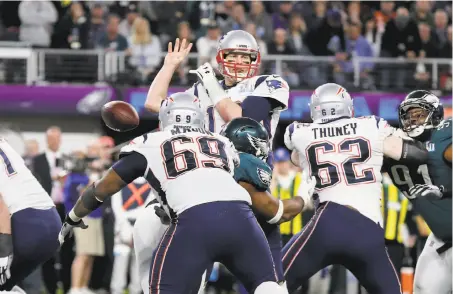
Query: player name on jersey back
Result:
<box><xmin>311</xmin><ymin>122</ymin><xmax>358</xmax><ymax>139</ymax></box>
<box><xmin>285</xmin><ymin>116</ymin><xmax>394</xmax><ymax>224</ymax></box>
<box><xmin>121</xmin><ymin>126</ymin><xmax>252</xmax><ymax>215</ymax></box>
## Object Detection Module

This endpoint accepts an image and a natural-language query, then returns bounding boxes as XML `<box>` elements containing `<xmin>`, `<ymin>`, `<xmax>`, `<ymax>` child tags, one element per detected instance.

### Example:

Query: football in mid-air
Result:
<box><xmin>101</xmin><ymin>101</ymin><xmax>139</xmax><ymax>132</ymax></box>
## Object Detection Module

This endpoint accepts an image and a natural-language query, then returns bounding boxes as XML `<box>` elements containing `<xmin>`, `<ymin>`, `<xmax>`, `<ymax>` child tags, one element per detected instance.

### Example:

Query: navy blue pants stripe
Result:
<box><xmin>149</xmin><ymin>222</ymin><xmax>178</xmax><ymax>294</ymax></box>
<box><xmin>0</xmin><ymin>207</ymin><xmax>61</xmax><ymax>291</ymax></box>
<box><xmin>282</xmin><ymin>202</ymin><xmax>328</xmax><ymax>275</ymax></box>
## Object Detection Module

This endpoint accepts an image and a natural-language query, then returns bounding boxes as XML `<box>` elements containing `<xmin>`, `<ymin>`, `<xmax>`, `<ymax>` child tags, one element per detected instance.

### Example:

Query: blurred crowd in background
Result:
<box><xmin>17</xmin><ymin>124</ymin><xmax>432</xmax><ymax>294</ymax></box>
<box><xmin>0</xmin><ymin>0</ymin><xmax>451</xmax><ymax>91</ymax></box>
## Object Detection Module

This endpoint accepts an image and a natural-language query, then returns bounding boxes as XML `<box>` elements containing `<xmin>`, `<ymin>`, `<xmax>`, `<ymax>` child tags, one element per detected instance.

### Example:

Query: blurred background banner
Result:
<box><xmin>0</xmin><ymin>85</ymin><xmax>114</xmax><ymax>115</ymax></box>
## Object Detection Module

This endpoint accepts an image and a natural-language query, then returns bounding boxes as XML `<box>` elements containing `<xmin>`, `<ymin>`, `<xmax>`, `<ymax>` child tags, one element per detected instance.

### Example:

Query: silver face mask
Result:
<box><xmin>159</xmin><ymin>92</ymin><xmax>205</xmax><ymax>130</ymax></box>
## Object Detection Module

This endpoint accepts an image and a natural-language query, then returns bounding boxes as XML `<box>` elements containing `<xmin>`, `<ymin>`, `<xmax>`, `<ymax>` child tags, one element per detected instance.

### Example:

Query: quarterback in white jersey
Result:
<box><xmin>59</xmin><ymin>93</ymin><xmax>286</xmax><ymax>294</ymax></box>
<box><xmin>145</xmin><ymin>32</ymin><xmax>289</xmax><ymax>156</ymax></box>
<box><xmin>0</xmin><ymin>139</ymin><xmax>61</xmax><ymax>291</ymax></box>
<box><xmin>280</xmin><ymin>83</ymin><xmax>430</xmax><ymax>294</ymax></box>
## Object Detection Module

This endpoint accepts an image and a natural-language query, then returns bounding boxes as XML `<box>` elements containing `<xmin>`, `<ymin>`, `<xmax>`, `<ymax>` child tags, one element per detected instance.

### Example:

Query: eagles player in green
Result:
<box><xmin>383</xmin><ymin>90</ymin><xmax>452</xmax><ymax>294</ymax></box>
<box><xmin>221</xmin><ymin>117</ymin><xmax>314</xmax><ymax>225</ymax></box>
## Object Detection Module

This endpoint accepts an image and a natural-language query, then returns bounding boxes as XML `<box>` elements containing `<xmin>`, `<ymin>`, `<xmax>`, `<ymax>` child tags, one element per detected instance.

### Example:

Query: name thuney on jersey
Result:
<box><xmin>312</xmin><ymin>123</ymin><xmax>358</xmax><ymax>139</ymax></box>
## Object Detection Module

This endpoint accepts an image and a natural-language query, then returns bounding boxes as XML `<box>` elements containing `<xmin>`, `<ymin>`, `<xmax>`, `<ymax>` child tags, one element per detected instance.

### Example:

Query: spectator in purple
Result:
<box><xmin>334</xmin><ymin>22</ymin><xmax>374</xmax><ymax>88</ymax></box>
<box><xmin>88</xmin><ymin>3</ymin><xmax>106</xmax><ymax>49</ymax></box>
<box><xmin>248</xmin><ymin>1</ymin><xmax>273</xmax><ymax>42</ymax></box>
<box><xmin>272</xmin><ymin>1</ymin><xmax>293</xmax><ymax>30</ymax></box>
<box><xmin>221</xmin><ymin>3</ymin><xmax>248</xmax><ymax>33</ymax></box>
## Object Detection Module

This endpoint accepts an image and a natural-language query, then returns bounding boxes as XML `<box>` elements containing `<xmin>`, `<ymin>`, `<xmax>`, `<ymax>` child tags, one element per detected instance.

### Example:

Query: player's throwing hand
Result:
<box><xmin>164</xmin><ymin>38</ymin><xmax>193</xmax><ymax>69</ymax></box>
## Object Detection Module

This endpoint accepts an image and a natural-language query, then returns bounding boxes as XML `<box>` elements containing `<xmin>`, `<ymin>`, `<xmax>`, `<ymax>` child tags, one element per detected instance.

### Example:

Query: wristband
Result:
<box><xmin>0</xmin><ymin>233</ymin><xmax>13</xmax><ymax>257</ymax></box>
<box><xmin>204</xmin><ymin>78</ymin><xmax>229</xmax><ymax>105</ymax></box>
<box><xmin>267</xmin><ymin>200</ymin><xmax>284</xmax><ymax>224</ymax></box>
<box><xmin>68</xmin><ymin>210</ymin><xmax>81</xmax><ymax>223</ymax></box>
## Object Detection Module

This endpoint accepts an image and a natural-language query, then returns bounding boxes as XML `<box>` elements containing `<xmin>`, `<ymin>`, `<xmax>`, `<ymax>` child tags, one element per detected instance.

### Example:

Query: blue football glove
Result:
<box><xmin>408</xmin><ymin>184</ymin><xmax>444</xmax><ymax>200</ymax></box>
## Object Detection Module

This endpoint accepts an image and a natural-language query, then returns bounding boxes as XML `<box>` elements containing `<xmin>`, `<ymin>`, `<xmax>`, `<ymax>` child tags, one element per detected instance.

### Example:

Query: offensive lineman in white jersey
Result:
<box><xmin>58</xmin><ymin>93</ymin><xmax>286</xmax><ymax>294</ymax></box>
<box><xmin>0</xmin><ymin>139</ymin><xmax>61</xmax><ymax>291</ymax></box>
<box><xmin>144</xmin><ymin>32</ymin><xmax>290</xmax><ymax>286</ymax></box>
<box><xmin>282</xmin><ymin>83</ymin><xmax>430</xmax><ymax>294</ymax></box>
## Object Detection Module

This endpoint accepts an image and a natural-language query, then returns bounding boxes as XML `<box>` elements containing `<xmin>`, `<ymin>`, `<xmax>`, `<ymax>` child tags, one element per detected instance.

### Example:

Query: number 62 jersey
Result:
<box><xmin>120</xmin><ymin>126</ymin><xmax>251</xmax><ymax>217</ymax></box>
<box><xmin>284</xmin><ymin>116</ymin><xmax>395</xmax><ymax>224</ymax></box>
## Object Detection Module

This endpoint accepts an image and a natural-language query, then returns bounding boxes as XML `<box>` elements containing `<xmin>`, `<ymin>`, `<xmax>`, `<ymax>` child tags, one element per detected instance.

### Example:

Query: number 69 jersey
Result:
<box><xmin>120</xmin><ymin>126</ymin><xmax>251</xmax><ymax>216</ymax></box>
<box><xmin>284</xmin><ymin>116</ymin><xmax>395</xmax><ymax>224</ymax></box>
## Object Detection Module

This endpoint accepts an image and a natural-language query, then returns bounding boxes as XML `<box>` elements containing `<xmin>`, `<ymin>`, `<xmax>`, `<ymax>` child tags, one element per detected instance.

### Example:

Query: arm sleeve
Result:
<box><xmin>241</xmin><ymin>96</ymin><xmax>272</xmax><ymax>123</ymax></box>
<box><xmin>112</xmin><ymin>152</ymin><xmax>147</xmax><ymax>184</ymax></box>
<box><xmin>251</xmin><ymin>75</ymin><xmax>289</xmax><ymax>110</ymax></box>
<box><xmin>284</xmin><ymin>123</ymin><xmax>297</xmax><ymax>150</ymax></box>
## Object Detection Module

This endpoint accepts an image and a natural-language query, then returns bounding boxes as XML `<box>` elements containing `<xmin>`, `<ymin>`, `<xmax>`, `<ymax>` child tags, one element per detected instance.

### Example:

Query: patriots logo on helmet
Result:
<box><xmin>266</xmin><ymin>79</ymin><xmax>287</xmax><ymax>92</ymax></box>
<box><xmin>247</xmin><ymin>134</ymin><xmax>268</xmax><ymax>159</ymax></box>
<box><xmin>257</xmin><ymin>168</ymin><xmax>271</xmax><ymax>187</ymax></box>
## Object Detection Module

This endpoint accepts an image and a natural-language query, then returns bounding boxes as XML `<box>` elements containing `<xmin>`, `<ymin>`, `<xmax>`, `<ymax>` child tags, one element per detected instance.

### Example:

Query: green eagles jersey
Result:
<box><xmin>234</xmin><ymin>153</ymin><xmax>272</xmax><ymax>192</ymax></box>
<box><xmin>384</xmin><ymin>119</ymin><xmax>452</xmax><ymax>242</ymax></box>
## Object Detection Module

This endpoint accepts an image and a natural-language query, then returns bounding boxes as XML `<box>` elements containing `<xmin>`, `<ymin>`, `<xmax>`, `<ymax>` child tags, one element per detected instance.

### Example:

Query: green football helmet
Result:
<box><xmin>220</xmin><ymin>117</ymin><xmax>269</xmax><ymax>160</ymax></box>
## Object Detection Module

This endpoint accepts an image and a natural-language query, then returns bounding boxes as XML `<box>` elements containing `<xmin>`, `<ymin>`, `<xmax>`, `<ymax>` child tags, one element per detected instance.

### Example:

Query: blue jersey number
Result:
<box><xmin>0</xmin><ymin>148</ymin><xmax>17</xmax><ymax>176</ymax></box>
<box><xmin>306</xmin><ymin>137</ymin><xmax>375</xmax><ymax>189</ymax></box>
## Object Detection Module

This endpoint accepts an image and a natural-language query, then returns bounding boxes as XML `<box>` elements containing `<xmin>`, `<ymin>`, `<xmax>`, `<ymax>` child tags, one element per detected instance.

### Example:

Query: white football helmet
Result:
<box><xmin>216</xmin><ymin>30</ymin><xmax>261</xmax><ymax>82</ymax></box>
<box><xmin>310</xmin><ymin>83</ymin><xmax>353</xmax><ymax>123</ymax></box>
<box><xmin>159</xmin><ymin>92</ymin><xmax>205</xmax><ymax>130</ymax></box>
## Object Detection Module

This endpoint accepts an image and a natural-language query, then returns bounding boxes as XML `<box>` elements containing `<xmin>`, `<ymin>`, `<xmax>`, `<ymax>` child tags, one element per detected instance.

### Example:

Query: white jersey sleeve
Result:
<box><xmin>120</xmin><ymin>135</ymin><xmax>150</xmax><ymax>160</ymax></box>
<box><xmin>0</xmin><ymin>139</ymin><xmax>54</xmax><ymax>214</ymax></box>
<box><xmin>284</xmin><ymin>122</ymin><xmax>309</xmax><ymax>151</ymax></box>
<box><xmin>374</xmin><ymin>116</ymin><xmax>396</xmax><ymax>155</ymax></box>
<box><xmin>251</xmin><ymin>75</ymin><xmax>289</xmax><ymax>110</ymax></box>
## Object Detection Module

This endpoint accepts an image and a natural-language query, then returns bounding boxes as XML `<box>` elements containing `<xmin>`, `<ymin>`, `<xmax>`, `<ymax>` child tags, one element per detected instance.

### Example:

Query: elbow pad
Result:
<box><xmin>400</xmin><ymin>140</ymin><xmax>429</xmax><ymax>165</ymax></box>
<box><xmin>81</xmin><ymin>183</ymin><xmax>104</xmax><ymax>211</ymax></box>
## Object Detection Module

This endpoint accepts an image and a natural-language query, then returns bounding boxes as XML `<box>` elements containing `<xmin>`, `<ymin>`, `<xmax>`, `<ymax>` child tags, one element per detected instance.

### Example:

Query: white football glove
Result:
<box><xmin>298</xmin><ymin>173</ymin><xmax>317</xmax><ymax>204</ymax></box>
<box><xmin>407</xmin><ymin>184</ymin><xmax>444</xmax><ymax>200</ymax></box>
<box><xmin>0</xmin><ymin>254</ymin><xmax>12</xmax><ymax>285</ymax></box>
<box><xmin>58</xmin><ymin>215</ymin><xmax>88</xmax><ymax>246</ymax></box>
<box><xmin>189</xmin><ymin>63</ymin><xmax>229</xmax><ymax>105</ymax></box>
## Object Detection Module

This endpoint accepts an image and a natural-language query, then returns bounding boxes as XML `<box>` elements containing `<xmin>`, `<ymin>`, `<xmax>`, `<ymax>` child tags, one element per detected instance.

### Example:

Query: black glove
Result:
<box><xmin>154</xmin><ymin>206</ymin><xmax>170</xmax><ymax>225</ymax></box>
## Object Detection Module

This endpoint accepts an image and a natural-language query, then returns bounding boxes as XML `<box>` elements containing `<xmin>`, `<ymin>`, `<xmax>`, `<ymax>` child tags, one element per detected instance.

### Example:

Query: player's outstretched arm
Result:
<box><xmin>239</xmin><ymin>181</ymin><xmax>304</xmax><ymax>224</ymax></box>
<box><xmin>383</xmin><ymin>135</ymin><xmax>428</xmax><ymax>165</ymax></box>
<box><xmin>145</xmin><ymin>38</ymin><xmax>193</xmax><ymax>113</ymax></box>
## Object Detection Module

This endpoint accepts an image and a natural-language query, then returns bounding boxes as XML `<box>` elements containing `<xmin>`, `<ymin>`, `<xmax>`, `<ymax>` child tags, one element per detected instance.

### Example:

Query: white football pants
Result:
<box><xmin>414</xmin><ymin>233</ymin><xmax>452</xmax><ymax>294</ymax></box>
<box><xmin>111</xmin><ymin>243</ymin><xmax>141</xmax><ymax>294</ymax></box>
